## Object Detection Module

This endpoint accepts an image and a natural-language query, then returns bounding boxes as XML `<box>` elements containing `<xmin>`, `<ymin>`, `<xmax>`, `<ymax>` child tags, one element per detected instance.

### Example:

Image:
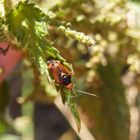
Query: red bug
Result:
<box><xmin>47</xmin><ymin>59</ymin><xmax>98</xmax><ymax>97</ymax></box>
<box><xmin>47</xmin><ymin>60</ymin><xmax>73</xmax><ymax>90</ymax></box>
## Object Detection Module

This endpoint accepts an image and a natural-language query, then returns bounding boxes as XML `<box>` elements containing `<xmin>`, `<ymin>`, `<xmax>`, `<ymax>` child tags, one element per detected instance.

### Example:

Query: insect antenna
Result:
<box><xmin>75</xmin><ymin>89</ymin><xmax>99</xmax><ymax>98</ymax></box>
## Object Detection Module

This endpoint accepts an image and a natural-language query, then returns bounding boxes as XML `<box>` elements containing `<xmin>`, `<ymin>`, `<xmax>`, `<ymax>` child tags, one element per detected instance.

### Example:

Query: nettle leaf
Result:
<box><xmin>6</xmin><ymin>1</ymin><xmax>80</xmax><ymax>131</ymax></box>
<box><xmin>35</xmin><ymin>22</ymin><xmax>47</xmax><ymax>39</ymax></box>
<box><xmin>6</xmin><ymin>1</ymin><xmax>67</xmax><ymax>72</ymax></box>
<box><xmin>36</xmin><ymin>56</ymin><xmax>48</xmax><ymax>75</ymax></box>
<box><xmin>6</xmin><ymin>5</ymin><xmax>29</xmax><ymax>45</ymax></box>
<box><xmin>6</xmin><ymin>1</ymin><xmax>46</xmax><ymax>45</ymax></box>
<box><xmin>62</xmin><ymin>87</ymin><xmax>81</xmax><ymax>132</ymax></box>
<box><xmin>30</xmin><ymin>44</ymin><xmax>50</xmax><ymax>79</ymax></box>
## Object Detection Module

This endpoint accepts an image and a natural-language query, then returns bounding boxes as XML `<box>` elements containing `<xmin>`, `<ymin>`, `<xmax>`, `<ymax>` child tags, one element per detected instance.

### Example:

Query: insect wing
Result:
<box><xmin>58</xmin><ymin>63</ymin><xmax>73</xmax><ymax>76</ymax></box>
<box><xmin>49</xmin><ymin>66</ymin><xmax>61</xmax><ymax>84</ymax></box>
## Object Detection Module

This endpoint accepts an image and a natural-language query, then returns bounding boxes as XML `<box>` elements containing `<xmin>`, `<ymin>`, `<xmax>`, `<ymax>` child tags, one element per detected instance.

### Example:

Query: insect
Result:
<box><xmin>0</xmin><ymin>45</ymin><xmax>10</xmax><ymax>55</ymax></box>
<box><xmin>47</xmin><ymin>60</ymin><xmax>73</xmax><ymax>90</ymax></box>
<box><xmin>47</xmin><ymin>59</ymin><xmax>98</xmax><ymax>97</ymax></box>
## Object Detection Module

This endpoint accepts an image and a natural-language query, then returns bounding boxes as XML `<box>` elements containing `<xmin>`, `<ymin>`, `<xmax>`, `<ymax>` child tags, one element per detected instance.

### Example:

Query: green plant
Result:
<box><xmin>1</xmin><ymin>0</ymin><xmax>140</xmax><ymax>140</ymax></box>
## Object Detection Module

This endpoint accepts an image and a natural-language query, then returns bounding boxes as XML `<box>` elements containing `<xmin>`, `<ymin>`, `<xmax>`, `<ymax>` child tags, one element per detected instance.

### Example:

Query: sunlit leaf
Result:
<box><xmin>61</xmin><ymin>87</ymin><xmax>81</xmax><ymax>132</ymax></box>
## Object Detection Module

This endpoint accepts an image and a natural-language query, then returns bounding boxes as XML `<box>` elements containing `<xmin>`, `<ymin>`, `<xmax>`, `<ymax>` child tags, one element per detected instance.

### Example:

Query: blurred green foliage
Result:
<box><xmin>130</xmin><ymin>0</ymin><xmax>140</xmax><ymax>3</ymax></box>
<box><xmin>0</xmin><ymin>0</ymin><xmax>140</xmax><ymax>140</ymax></box>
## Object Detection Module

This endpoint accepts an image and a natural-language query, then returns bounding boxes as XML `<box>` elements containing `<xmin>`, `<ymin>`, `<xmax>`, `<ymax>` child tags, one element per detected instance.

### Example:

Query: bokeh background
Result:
<box><xmin>1</xmin><ymin>0</ymin><xmax>140</xmax><ymax>140</ymax></box>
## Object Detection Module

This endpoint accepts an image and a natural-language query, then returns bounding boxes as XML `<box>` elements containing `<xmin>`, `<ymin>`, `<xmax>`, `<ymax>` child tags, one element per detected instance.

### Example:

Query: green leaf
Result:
<box><xmin>6</xmin><ymin>1</ymin><xmax>67</xmax><ymax>76</ymax></box>
<box><xmin>6</xmin><ymin>1</ymin><xmax>46</xmax><ymax>46</ymax></box>
<box><xmin>62</xmin><ymin>87</ymin><xmax>81</xmax><ymax>132</ymax></box>
<box><xmin>60</xmin><ymin>86</ymin><xmax>66</xmax><ymax>104</ymax></box>
<box><xmin>35</xmin><ymin>55</ymin><xmax>48</xmax><ymax>75</ymax></box>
